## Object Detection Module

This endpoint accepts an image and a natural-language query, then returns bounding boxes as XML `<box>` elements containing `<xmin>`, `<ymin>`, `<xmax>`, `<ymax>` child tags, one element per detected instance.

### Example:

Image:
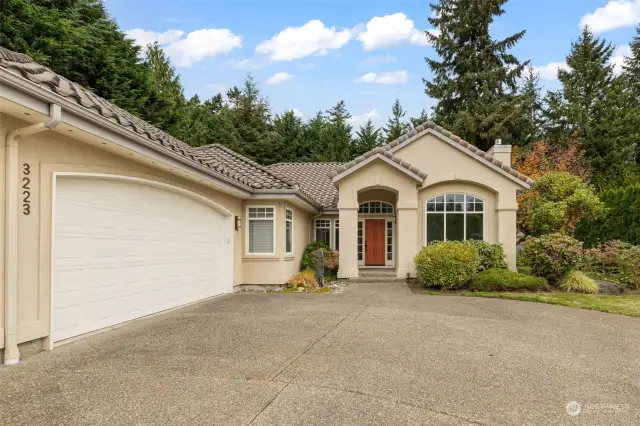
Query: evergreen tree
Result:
<box><xmin>353</xmin><ymin>119</ymin><xmax>382</xmax><ymax>156</ymax></box>
<box><xmin>409</xmin><ymin>109</ymin><xmax>432</xmax><ymax>128</ymax></box>
<box><xmin>0</xmin><ymin>0</ymin><xmax>162</xmax><ymax>125</ymax></box>
<box><xmin>555</xmin><ymin>27</ymin><xmax>638</xmax><ymax>187</ymax></box>
<box><xmin>273</xmin><ymin>111</ymin><xmax>305</xmax><ymax>163</ymax></box>
<box><xmin>516</xmin><ymin>67</ymin><xmax>544</xmax><ymax>146</ymax></box>
<box><xmin>623</xmin><ymin>25</ymin><xmax>640</xmax><ymax>101</ymax></box>
<box><xmin>322</xmin><ymin>101</ymin><xmax>353</xmax><ymax>162</ymax></box>
<box><xmin>302</xmin><ymin>112</ymin><xmax>328</xmax><ymax>162</ymax></box>
<box><xmin>384</xmin><ymin>99</ymin><xmax>410</xmax><ymax>142</ymax></box>
<box><xmin>425</xmin><ymin>0</ymin><xmax>528</xmax><ymax>150</ymax></box>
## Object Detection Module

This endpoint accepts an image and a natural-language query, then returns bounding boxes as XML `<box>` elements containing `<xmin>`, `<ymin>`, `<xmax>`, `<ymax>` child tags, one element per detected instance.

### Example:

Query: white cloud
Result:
<box><xmin>256</xmin><ymin>20</ymin><xmax>355</xmax><ymax>61</ymax></box>
<box><xmin>348</xmin><ymin>109</ymin><xmax>381</xmax><ymax>127</ymax></box>
<box><xmin>292</xmin><ymin>108</ymin><xmax>305</xmax><ymax>118</ymax></box>
<box><xmin>125</xmin><ymin>28</ymin><xmax>242</xmax><ymax>67</ymax></box>
<box><xmin>357</xmin><ymin>13</ymin><xmax>435</xmax><ymax>50</ymax></box>
<box><xmin>611</xmin><ymin>45</ymin><xmax>632</xmax><ymax>74</ymax></box>
<box><xmin>266</xmin><ymin>72</ymin><xmax>293</xmax><ymax>85</ymax></box>
<box><xmin>580</xmin><ymin>0</ymin><xmax>640</xmax><ymax>33</ymax></box>
<box><xmin>206</xmin><ymin>83</ymin><xmax>227</xmax><ymax>93</ymax></box>
<box><xmin>355</xmin><ymin>70</ymin><xmax>409</xmax><ymax>84</ymax></box>
<box><xmin>125</xmin><ymin>29</ymin><xmax>184</xmax><ymax>46</ymax></box>
<box><xmin>533</xmin><ymin>62</ymin><xmax>570</xmax><ymax>80</ymax></box>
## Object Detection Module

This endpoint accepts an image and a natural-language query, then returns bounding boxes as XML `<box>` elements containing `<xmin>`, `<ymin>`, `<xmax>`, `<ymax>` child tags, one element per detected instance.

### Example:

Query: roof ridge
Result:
<box><xmin>353</xmin><ymin>120</ymin><xmax>533</xmax><ymax>186</ymax></box>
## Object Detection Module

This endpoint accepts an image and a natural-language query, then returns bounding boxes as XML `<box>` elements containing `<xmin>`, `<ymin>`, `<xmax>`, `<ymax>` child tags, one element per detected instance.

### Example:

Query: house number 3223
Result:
<box><xmin>22</xmin><ymin>163</ymin><xmax>31</xmax><ymax>215</ymax></box>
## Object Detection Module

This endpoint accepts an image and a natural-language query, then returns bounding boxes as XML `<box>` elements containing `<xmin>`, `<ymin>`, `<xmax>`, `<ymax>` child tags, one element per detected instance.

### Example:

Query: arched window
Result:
<box><xmin>425</xmin><ymin>194</ymin><xmax>484</xmax><ymax>244</ymax></box>
<box><xmin>359</xmin><ymin>201</ymin><xmax>394</xmax><ymax>214</ymax></box>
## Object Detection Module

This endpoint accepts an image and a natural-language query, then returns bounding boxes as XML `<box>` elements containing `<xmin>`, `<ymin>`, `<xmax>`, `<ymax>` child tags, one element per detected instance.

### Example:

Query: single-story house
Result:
<box><xmin>0</xmin><ymin>46</ymin><xmax>533</xmax><ymax>364</ymax></box>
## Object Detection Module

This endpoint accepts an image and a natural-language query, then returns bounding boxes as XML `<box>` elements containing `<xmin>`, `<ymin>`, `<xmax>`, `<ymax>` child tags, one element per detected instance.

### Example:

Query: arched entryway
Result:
<box><xmin>357</xmin><ymin>188</ymin><xmax>398</xmax><ymax>270</ymax></box>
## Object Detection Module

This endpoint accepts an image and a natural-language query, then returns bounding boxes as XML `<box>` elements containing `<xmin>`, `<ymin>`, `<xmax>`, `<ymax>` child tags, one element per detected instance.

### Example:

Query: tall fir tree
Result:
<box><xmin>555</xmin><ymin>26</ymin><xmax>638</xmax><ymax>187</ymax></box>
<box><xmin>273</xmin><ymin>111</ymin><xmax>306</xmax><ymax>163</ymax></box>
<box><xmin>384</xmin><ymin>99</ymin><xmax>410</xmax><ymax>142</ymax></box>
<box><xmin>623</xmin><ymin>25</ymin><xmax>640</xmax><ymax>102</ymax></box>
<box><xmin>409</xmin><ymin>109</ymin><xmax>432</xmax><ymax>128</ymax></box>
<box><xmin>516</xmin><ymin>67</ymin><xmax>544</xmax><ymax>146</ymax></box>
<box><xmin>425</xmin><ymin>0</ymin><xmax>528</xmax><ymax>150</ymax></box>
<box><xmin>352</xmin><ymin>119</ymin><xmax>382</xmax><ymax>156</ymax></box>
<box><xmin>322</xmin><ymin>101</ymin><xmax>353</xmax><ymax>162</ymax></box>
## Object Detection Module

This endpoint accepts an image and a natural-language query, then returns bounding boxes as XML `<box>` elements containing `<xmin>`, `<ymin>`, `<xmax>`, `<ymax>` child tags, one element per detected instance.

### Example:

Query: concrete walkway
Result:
<box><xmin>0</xmin><ymin>282</ymin><xmax>638</xmax><ymax>425</ymax></box>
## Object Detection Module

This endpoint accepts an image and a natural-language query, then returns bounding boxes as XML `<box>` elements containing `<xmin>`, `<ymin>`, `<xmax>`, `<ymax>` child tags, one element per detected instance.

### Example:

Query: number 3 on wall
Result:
<box><xmin>22</xmin><ymin>163</ymin><xmax>31</xmax><ymax>215</ymax></box>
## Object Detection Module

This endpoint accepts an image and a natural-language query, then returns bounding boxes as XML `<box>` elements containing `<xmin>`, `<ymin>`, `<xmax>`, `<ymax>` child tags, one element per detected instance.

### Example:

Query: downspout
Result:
<box><xmin>3</xmin><ymin>103</ymin><xmax>61</xmax><ymax>365</ymax></box>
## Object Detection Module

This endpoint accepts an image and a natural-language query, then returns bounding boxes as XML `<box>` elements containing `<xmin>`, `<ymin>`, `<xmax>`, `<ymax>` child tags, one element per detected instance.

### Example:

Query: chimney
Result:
<box><xmin>487</xmin><ymin>139</ymin><xmax>512</xmax><ymax>167</ymax></box>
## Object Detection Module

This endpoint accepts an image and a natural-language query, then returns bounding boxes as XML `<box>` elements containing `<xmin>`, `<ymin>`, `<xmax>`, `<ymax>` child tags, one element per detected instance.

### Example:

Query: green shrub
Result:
<box><xmin>522</xmin><ymin>233</ymin><xmax>583</xmax><ymax>283</ymax></box>
<box><xmin>301</xmin><ymin>241</ymin><xmax>330</xmax><ymax>272</ymax></box>
<box><xmin>619</xmin><ymin>246</ymin><xmax>640</xmax><ymax>290</ymax></box>
<box><xmin>576</xmin><ymin>184</ymin><xmax>640</xmax><ymax>247</ymax></box>
<box><xmin>583</xmin><ymin>240</ymin><xmax>632</xmax><ymax>273</ymax></box>
<box><xmin>462</xmin><ymin>240</ymin><xmax>507</xmax><ymax>271</ymax></box>
<box><xmin>414</xmin><ymin>242</ymin><xmax>480</xmax><ymax>290</ymax></box>
<box><xmin>559</xmin><ymin>271</ymin><xmax>599</xmax><ymax>294</ymax></box>
<box><xmin>287</xmin><ymin>270</ymin><xmax>319</xmax><ymax>289</ymax></box>
<box><xmin>469</xmin><ymin>268</ymin><xmax>547</xmax><ymax>292</ymax></box>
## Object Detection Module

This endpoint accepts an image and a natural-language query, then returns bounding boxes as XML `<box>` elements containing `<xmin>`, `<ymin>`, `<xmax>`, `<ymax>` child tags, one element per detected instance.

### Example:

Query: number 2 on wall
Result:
<box><xmin>22</xmin><ymin>163</ymin><xmax>31</xmax><ymax>215</ymax></box>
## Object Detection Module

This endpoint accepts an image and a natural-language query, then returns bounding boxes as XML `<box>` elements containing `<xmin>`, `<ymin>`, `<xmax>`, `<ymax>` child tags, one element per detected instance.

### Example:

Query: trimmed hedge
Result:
<box><xmin>576</xmin><ymin>184</ymin><xmax>640</xmax><ymax>247</ymax></box>
<box><xmin>415</xmin><ymin>242</ymin><xmax>480</xmax><ymax>290</ymax></box>
<box><xmin>469</xmin><ymin>268</ymin><xmax>547</xmax><ymax>292</ymax></box>
<box><xmin>522</xmin><ymin>233</ymin><xmax>583</xmax><ymax>283</ymax></box>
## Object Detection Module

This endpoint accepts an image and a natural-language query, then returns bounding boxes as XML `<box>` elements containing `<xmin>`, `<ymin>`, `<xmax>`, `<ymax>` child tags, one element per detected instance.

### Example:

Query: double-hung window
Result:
<box><xmin>247</xmin><ymin>206</ymin><xmax>275</xmax><ymax>254</ymax></box>
<box><xmin>285</xmin><ymin>208</ymin><xmax>293</xmax><ymax>255</ymax></box>
<box><xmin>315</xmin><ymin>219</ymin><xmax>331</xmax><ymax>247</ymax></box>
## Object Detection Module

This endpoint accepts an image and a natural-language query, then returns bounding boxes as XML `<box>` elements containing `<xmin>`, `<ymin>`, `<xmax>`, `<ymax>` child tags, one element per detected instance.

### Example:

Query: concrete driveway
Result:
<box><xmin>0</xmin><ymin>282</ymin><xmax>638</xmax><ymax>425</ymax></box>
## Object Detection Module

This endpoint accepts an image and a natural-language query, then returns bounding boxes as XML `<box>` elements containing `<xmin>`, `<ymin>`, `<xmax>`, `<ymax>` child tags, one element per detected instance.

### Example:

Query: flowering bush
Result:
<box><xmin>583</xmin><ymin>240</ymin><xmax>633</xmax><ymax>273</ymax></box>
<box><xmin>287</xmin><ymin>270</ymin><xmax>319</xmax><ymax>289</ymax></box>
<box><xmin>414</xmin><ymin>241</ymin><xmax>480</xmax><ymax>290</ymax></box>
<box><xmin>323</xmin><ymin>250</ymin><xmax>339</xmax><ymax>275</ymax></box>
<box><xmin>522</xmin><ymin>233</ymin><xmax>583</xmax><ymax>283</ymax></box>
<box><xmin>619</xmin><ymin>246</ymin><xmax>640</xmax><ymax>290</ymax></box>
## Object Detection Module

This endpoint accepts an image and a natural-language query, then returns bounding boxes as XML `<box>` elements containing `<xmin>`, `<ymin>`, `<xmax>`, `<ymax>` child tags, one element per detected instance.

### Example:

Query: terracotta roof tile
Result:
<box><xmin>267</xmin><ymin>162</ymin><xmax>343</xmax><ymax>208</ymax></box>
<box><xmin>326</xmin><ymin>149</ymin><xmax>428</xmax><ymax>182</ymax></box>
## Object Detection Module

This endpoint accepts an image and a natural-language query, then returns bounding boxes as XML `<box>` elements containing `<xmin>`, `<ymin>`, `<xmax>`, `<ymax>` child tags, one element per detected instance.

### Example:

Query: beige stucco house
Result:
<box><xmin>0</xmin><ymin>46</ymin><xmax>533</xmax><ymax>364</ymax></box>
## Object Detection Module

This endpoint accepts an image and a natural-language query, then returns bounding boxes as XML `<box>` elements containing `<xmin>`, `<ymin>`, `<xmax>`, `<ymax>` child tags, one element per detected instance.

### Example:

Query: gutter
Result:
<box><xmin>3</xmin><ymin>103</ymin><xmax>61</xmax><ymax>365</ymax></box>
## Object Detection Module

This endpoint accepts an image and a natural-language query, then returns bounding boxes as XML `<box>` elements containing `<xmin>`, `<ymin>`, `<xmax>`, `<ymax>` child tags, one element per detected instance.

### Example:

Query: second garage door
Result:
<box><xmin>52</xmin><ymin>176</ymin><xmax>232</xmax><ymax>343</ymax></box>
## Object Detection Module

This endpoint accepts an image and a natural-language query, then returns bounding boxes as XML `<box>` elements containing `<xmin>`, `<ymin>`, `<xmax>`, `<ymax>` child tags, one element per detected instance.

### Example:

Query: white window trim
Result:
<box><xmin>357</xmin><ymin>219</ymin><xmax>365</xmax><ymax>266</ymax></box>
<box><xmin>423</xmin><ymin>193</ymin><xmax>485</xmax><ymax>245</ymax></box>
<box><xmin>358</xmin><ymin>200</ymin><xmax>394</xmax><ymax>215</ymax></box>
<box><xmin>285</xmin><ymin>207</ymin><xmax>294</xmax><ymax>256</ymax></box>
<box><xmin>246</xmin><ymin>204</ymin><xmax>276</xmax><ymax>256</ymax></box>
<box><xmin>357</xmin><ymin>217</ymin><xmax>395</xmax><ymax>267</ymax></box>
<box><xmin>385</xmin><ymin>218</ymin><xmax>394</xmax><ymax>266</ymax></box>
<box><xmin>314</xmin><ymin>218</ymin><xmax>332</xmax><ymax>248</ymax></box>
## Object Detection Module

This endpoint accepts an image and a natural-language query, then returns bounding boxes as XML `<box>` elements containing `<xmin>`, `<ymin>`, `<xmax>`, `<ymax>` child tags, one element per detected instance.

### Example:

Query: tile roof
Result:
<box><xmin>368</xmin><ymin>121</ymin><xmax>535</xmax><ymax>187</ymax></box>
<box><xmin>0</xmin><ymin>46</ymin><xmax>296</xmax><ymax>193</ymax></box>
<box><xmin>267</xmin><ymin>162</ymin><xmax>343</xmax><ymax>208</ymax></box>
<box><xmin>327</xmin><ymin>147</ymin><xmax>429</xmax><ymax>182</ymax></box>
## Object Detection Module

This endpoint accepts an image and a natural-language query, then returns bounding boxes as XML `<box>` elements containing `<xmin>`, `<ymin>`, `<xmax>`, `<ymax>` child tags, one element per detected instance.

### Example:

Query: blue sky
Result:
<box><xmin>105</xmin><ymin>0</ymin><xmax>640</xmax><ymax>127</ymax></box>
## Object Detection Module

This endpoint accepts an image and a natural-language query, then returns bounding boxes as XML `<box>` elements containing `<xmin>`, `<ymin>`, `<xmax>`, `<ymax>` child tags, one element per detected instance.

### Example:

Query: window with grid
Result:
<box><xmin>359</xmin><ymin>201</ymin><xmax>393</xmax><ymax>214</ymax></box>
<box><xmin>334</xmin><ymin>219</ymin><xmax>340</xmax><ymax>251</ymax></box>
<box><xmin>285</xmin><ymin>208</ymin><xmax>293</xmax><ymax>255</ymax></box>
<box><xmin>247</xmin><ymin>207</ymin><xmax>275</xmax><ymax>254</ymax></box>
<box><xmin>315</xmin><ymin>219</ymin><xmax>331</xmax><ymax>247</ymax></box>
<box><xmin>425</xmin><ymin>194</ymin><xmax>484</xmax><ymax>244</ymax></box>
<box><xmin>357</xmin><ymin>221</ymin><xmax>363</xmax><ymax>261</ymax></box>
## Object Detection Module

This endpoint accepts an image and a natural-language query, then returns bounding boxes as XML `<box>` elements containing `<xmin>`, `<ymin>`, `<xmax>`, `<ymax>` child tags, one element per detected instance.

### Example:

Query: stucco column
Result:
<box><xmin>338</xmin><ymin>207</ymin><xmax>359</xmax><ymax>278</ymax></box>
<box><xmin>497</xmin><ymin>208</ymin><xmax>518</xmax><ymax>271</ymax></box>
<box><xmin>396</xmin><ymin>206</ymin><xmax>418</xmax><ymax>278</ymax></box>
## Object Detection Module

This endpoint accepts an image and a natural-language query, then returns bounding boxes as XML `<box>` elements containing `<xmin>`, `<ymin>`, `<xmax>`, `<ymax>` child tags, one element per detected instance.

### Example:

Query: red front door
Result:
<box><xmin>365</xmin><ymin>219</ymin><xmax>386</xmax><ymax>266</ymax></box>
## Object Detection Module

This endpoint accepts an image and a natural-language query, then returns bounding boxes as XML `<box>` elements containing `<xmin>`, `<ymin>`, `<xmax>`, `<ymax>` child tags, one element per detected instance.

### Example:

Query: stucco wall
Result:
<box><xmin>1</xmin><ymin>114</ymin><xmax>248</xmax><ymax>346</ymax></box>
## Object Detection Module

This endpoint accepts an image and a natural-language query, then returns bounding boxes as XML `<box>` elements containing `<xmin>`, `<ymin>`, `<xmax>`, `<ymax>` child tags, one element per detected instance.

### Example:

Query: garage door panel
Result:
<box><xmin>53</xmin><ymin>177</ymin><xmax>232</xmax><ymax>343</ymax></box>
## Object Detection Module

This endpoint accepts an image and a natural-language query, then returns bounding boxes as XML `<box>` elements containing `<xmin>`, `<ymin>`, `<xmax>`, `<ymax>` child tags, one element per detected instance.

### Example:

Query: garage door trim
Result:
<box><xmin>49</xmin><ymin>172</ymin><xmax>235</xmax><ymax>348</ymax></box>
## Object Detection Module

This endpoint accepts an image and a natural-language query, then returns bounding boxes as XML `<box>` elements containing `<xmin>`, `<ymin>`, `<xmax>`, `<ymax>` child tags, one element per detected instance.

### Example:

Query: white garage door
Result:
<box><xmin>52</xmin><ymin>176</ymin><xmax>232</xmax><ymax>342</ymax></box>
